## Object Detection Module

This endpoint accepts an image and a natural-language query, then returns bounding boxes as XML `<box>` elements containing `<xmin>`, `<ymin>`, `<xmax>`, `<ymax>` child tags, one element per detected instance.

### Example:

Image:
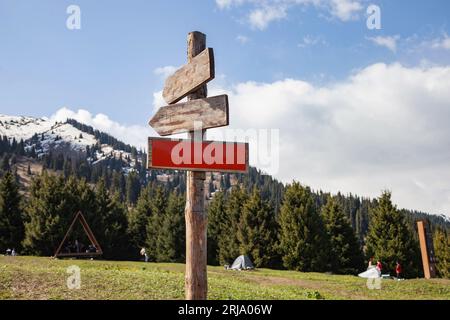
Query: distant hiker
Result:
<box><xmin>140</xmin><ymin>248</ymin><xmax>149</xmax><ymax>262</ymax></box>
<box><xmin>11</xmin><ymin>248</ymin><xmax>17</xmax><ymax>256</ymax></box>
<box><xmin>396</xmin><ymin>262</ymin><xmax>402</xmax><ymax>279</ymax></box>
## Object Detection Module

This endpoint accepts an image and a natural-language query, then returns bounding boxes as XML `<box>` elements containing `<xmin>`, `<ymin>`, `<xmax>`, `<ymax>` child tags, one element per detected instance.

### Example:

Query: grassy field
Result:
<box><xmin>0</xmin><ymin>256</ymin><xmax>448</xmax><ymax>300</ymax></box>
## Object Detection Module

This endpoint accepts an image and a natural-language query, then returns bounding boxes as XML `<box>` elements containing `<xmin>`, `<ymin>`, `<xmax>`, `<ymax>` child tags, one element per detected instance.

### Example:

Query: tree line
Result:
<box><xmin>0</xmin><ymin>169</ymin><xmax>448</xmax><ymax>278</ymax></box>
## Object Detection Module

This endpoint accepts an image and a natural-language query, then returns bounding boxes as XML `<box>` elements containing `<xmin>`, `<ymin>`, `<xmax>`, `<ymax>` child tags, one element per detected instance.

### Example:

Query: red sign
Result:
<box><xmin>148</xmin><ymin>137</ymin><xmax>249</xmax><ymax>173</ymax></box>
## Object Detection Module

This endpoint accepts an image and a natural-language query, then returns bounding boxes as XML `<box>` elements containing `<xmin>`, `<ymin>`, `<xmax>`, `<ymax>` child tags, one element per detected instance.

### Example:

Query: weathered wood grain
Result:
<box><xmin>185</xmin><ymin>31</ymin><xmax>208</xmax><ymax>301</ymax></box>
<box><xmin>149</xmin><ymin>94</ymin><xmax>229</xmax><ymax>136</ymax></box>
<box><xmin>162</xmin><ymin>47</ymin><xmax>215</xmax><ymax>105</ymax></box>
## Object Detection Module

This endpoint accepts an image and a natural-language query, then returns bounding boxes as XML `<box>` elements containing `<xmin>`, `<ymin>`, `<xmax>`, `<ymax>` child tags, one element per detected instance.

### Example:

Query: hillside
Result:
<box><xmin>0</xmin><ymin>256</ymin><xmax>448</xmax><ymax>300</ymax></box>
<box><xmin>0</xmin><ymin>113</ymin><xmax>449</xmax><ymax>242</ymax></box>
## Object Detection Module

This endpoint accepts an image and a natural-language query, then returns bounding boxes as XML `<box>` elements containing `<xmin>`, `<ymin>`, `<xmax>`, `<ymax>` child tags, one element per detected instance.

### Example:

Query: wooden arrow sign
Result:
<box><xmin>148</xmin><ymin>137</ymin><xmax>249</xmax><ymax>173</ymax></box>
<box><xmin>162</xmin><ymin>48</ymin><xmax>215</xmax><ymax>104</ymax></box>
<box><xmin>149</xmin><ymin>94</ymin><xmax>229</xmax><ymax>136</ymax></box>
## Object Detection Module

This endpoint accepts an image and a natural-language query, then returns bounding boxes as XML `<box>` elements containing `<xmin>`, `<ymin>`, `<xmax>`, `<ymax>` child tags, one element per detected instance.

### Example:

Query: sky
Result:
<box><xmin>0</xmin><ymin>0</ymin><xmax>450</xmax><ymax>216</ymax></box>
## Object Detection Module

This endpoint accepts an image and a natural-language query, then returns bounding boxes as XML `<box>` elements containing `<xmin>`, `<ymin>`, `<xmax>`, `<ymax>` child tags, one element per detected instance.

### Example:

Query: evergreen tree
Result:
<box><xmin>22</xmin><ymin>173</ymin><xmax>68</xmax><ymax>255</ymax></box>
<box><xmin>128</xmin><ymin>184</ymin><xmax>153</xmax><ymax>253</ymax></box>
<box><xmin>433</xmin><ymin>229</ymin><xmax>449</xmax><ymax>278</ymax></box>
<box><xmin>207</xmin><ymin>191</ymin><xmax>226</xmax><ymax>265</ymax></box>
<box><xmin>126</xmin><ymin>171</ymin><xmax>141</xmax><ymax>205</ymax></box>
<box><xmin>155</xmin><ymin>191</ymin><xmax>185</xmax><ymax>262</ymax></box>
<box><xmin>94</xmin><ymin>180</ymin><xmax>130</xmax><ymax>260</ymax></box>
<box><xmin>237</xmin><ymin>187</ymin><xmax>278</xmax><ymax>268</ymax></box>
<box><xmin>146</xmin><ymin>186</ymin><xmax>166</xmax><ymax>261</ymax></box>
<box><xmin>365</xmin><ymin>191</ymin><xmax>420</xmax><ymax>278</ymax></box>
<box><xmin>0</xmin><ymin>171</ymin><xmax>24</xmax><ymax>252</ymax></box>
<box><xmin>217</xmin><ymin>186</ymin><xmax>248</xmax><ymax>265</ymax></box>
<box><xmin>278</xmin><ymin>182</ymin><xmax>329</xmax><ymax>272</ymax></box>
<box><xmin>321</xmin><ymin>197</ymin><xmax>364</xmax><ymax>274</ymax></box>
<box><xmin>1</xmin><ymin>154</ymin><xmax>10</xmax><ymax>172</ymax></box>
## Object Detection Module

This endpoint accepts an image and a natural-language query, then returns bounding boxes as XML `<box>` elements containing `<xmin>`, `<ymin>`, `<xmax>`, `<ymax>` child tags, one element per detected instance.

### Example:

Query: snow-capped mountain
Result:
<box><xmin>0</xmin><ymin>114</ymin><xmax>137</xmax><ymax>167</ymax></box>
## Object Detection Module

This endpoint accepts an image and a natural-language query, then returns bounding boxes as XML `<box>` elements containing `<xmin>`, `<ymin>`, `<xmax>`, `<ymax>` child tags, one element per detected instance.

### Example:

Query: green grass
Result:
<box><xmin>0</xmin><ymin>256</ymin><xmax>448</xmax><ymax>300</ymax></box>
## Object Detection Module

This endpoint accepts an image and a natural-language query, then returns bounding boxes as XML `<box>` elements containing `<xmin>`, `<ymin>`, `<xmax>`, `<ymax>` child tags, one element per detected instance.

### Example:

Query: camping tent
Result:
<box><xmin>230</xmin><ymin>255</ymin><xmax>254</xmax><ymax>270</ymax></box>
<box><xmin>358</xmin><ymin>266</ymin><xmax>380</xmax><ymax>279</ymax></box>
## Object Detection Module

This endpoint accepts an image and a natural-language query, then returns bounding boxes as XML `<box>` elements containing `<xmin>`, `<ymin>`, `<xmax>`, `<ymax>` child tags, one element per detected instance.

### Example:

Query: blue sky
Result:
<box><xmin>1</xmin><ymin>0</ymin><xmax>450</xmax><ymax>215</ymax></box>
<box><xmin>1</xmin><ymin>0</ymin><xmax>449</xmax><ymax>122</ymax></box>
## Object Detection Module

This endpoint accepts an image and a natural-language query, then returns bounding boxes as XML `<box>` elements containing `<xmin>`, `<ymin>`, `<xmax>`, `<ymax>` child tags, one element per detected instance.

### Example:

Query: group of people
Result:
<box><xmin>64</xmin><ymin>239</ymin><xmax>98</xmax><ymax>254</ymax></box>
<box><xmin>4</xmin><ymin>248</ymin><xmax>18</xmax><ymax>256</ymax></box>
<box><xmin>368</xmin><ymin>257</ymin><xmax>403</xmax><ymax>279</ymax></box>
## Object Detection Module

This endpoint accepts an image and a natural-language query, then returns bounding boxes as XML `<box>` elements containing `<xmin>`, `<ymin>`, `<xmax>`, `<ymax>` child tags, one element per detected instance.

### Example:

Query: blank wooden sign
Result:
<box><xmin>163</xmin><ymin>48</ymin><xmax>215</xmax><ymax>104</ymax></box>
<box><xmin>149</xmin><ymin>94</ymin><xmax>229</xmax><ymax>136</ymax></box>
<box><xmin>148</xmin><ymin>137</ymin><xmax>249</xmax><ymax>173</ymax></box>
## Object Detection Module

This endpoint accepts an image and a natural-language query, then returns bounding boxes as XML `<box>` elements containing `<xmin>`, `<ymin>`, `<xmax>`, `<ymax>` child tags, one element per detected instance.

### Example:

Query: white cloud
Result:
<box><xmin>236</xmin><ymin>34</ymin><xmax>250</xmax><ymax>44</ymax></box>
<box><xmin>215</xmin><ymin>0</ymin><xmax>245</xmax><ymax>9</ymax></box>
<box><xmin>329</xmin><ymin>0</ymin><xmax>363</xmax><ymax>21</ymax></box>
<box><xmin>215</xmin><ymin>0</ymin><xmax>364</xmax><ymax>29</ymax></box>
<box><xmin>248</xmin><ymin>5</ymin><xmax>288</xmax><ymax>30</ymax></box>
<box><xmin>50</xmin><ymin>108</ymin><xmax>156</xmax><ymax>150</ymax></box>
<box><xmin>367</xmin><ymin>35</ymin><xmax>400</xmax><ymax>53</ymax></box>
<box><xmin>431</xmin><ymin>33</ymin><xmax>450</xmax><ymax>50</ymax></box>
<box><xmin>298</xmin><ymin>35</ymin><xmax>327</xmax><ymax>48</ymax></box>
<box><xmin>153</xmin><ymin>65</ymin><xmax>178</xmax><ymax>79</ymax></box>
<box><xmin>202</xmin><ymin>63</ymin><xmax>450</xmax><ymax>216</ymax></box>
<box><xmin>51</xmin><ymin>62</ymin><xmax>450</xmax><ymax>216</ymax></box>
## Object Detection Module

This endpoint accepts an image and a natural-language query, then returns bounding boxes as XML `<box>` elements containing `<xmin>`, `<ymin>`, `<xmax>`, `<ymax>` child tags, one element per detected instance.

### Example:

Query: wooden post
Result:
<box><xmin>417</xmin><ymin>220</ymin><xmax>437</xmax><ymax>279</ymax></box>
<box><xmin>185</xmin><ymin>31</ymin><xmax>208</xmax><ymax>300</ymax></box>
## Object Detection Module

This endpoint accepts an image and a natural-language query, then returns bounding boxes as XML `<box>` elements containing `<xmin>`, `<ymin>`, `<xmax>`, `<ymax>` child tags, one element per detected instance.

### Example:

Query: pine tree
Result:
<box><xmin>321</xmin><ymin>197</ymin><xmax>364</xmax><ymax>274</ymax></box>
<box><xmin>1</xmin><ymin>154</ymin><xmax>10</xmax><ymax>172</ymax></box>
<box><xmin>126</xmin><ymin>171</ymin><xmax>141</xmax><ymax>205</ymax></box>
<box><xmin>155</xmin><ymin>191</ymin><xmax>185</xmax><ymax>262</ymax></box>
<box><xmin>22</xmin><ymin>173</ymin><xmax>68</xmax><ymax>255</ymax></box>
<box><xmin>146</xmin><ymin>186</ymin><xmax>166</xmax><ymax>261</ymax></box>
<box><xmin>128</xmin><ymin>185</ymin><xmax>153</xmax><ymax>252</ymax></box>
<box><xmin>0</xmin><ymin>171</ymin><xmax>24</xmax><ymax>252</ymax></box>
<box><xmin>433</xmin><ymin>229</ymin><xmax>449</xmax><ymax>278</ymax></box>
<box><xmin>278</xmin><ymin>182</ymin><xmax>329</xmax><ymax>272</ymax></box>
<box><xmin>94</xmin><ymin>180</ymin><xmax>130</xmax><ymax>260</ymax></box>
<box><xmin>237</xmin><ymin>187</ymin><xmax>278</xmax><ymax>268</ymax></box>
<box><xmin>217</xmin><ymin>186</ymin><xmax>248</xmax><ymax>265</ymax></box>
<box><xmin>207</xmin><ymin>191</ymin><xmax>226</xmax><ymax>265</ymax></box>
<box><xmin>365</xmin><ymin>191</ymin><xmax>420</xmax><ymax>278</ymax></box>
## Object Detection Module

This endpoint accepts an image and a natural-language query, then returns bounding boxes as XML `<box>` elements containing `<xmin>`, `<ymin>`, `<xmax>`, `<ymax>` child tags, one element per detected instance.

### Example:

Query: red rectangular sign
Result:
<box><xmin>148</xmin><ymin>137</ymin><xmax>249</xmax><ymax>173</ymax></box>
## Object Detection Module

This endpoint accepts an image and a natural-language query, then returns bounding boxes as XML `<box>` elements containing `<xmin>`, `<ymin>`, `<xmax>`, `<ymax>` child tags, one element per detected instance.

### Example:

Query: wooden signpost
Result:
<box><xmin>149</xmin><ymin>95</ymin><xmax>229</xmax><ymax>136</ymax></box>
<box><xmin>163</xmin><ymin>47</ymin><xmax>215</xmax><ymax>104</ymax></box>
<box><xmin>148</xmin><ymin>31</ymin><xmax>248</xmax><ymax>300</ymax></box>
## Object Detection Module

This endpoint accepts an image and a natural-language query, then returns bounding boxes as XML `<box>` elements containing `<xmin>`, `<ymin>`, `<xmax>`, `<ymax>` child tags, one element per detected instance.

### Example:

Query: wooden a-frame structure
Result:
<box><xmin>54</xmin><ymin>211</ymin><xmax>103</xmax><ymax>258</ymax></box>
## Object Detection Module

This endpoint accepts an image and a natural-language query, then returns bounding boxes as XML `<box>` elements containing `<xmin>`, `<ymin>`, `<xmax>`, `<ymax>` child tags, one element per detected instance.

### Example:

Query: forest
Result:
<box><xmin>0</xmin><ymin>122</ymin><xmax>449</xmax><ymax>279</ymax></box>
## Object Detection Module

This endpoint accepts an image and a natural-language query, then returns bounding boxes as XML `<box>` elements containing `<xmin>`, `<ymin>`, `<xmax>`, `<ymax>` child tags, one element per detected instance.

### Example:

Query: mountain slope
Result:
<box><xmin>0</xmin><ymin>115</ymin><xmax>135</xmax><ymax>167</ymax></box>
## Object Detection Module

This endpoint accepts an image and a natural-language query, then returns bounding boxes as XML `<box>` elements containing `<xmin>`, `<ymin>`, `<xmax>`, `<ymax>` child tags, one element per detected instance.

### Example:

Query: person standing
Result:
<box><xmin>140</xmin><ymin>248</ymin><xmax>149</xmax><ymax>262</ymax></box>
<box><xmin>376</xmin><ymin>260</ymin><xmax>383</xmax><ymax>277</ymax></box>
<box><xmin>396</xmin><ymin>261</ymin><xmax>402</xmax><ymax>280</ymax></box>
<box><xmin>368</xmin><ymin>257</ymin><xmax>374</xmax><ymax>269</ymax></box>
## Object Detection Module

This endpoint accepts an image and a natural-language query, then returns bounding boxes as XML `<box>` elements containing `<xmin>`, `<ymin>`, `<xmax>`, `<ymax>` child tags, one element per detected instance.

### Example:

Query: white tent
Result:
<box><xmin>230</xmin><ymin>255</ymin><xmax>254</xmax><ymax>270</ymax></box>
<box><xmin>358</xmin><ymin>266</ymin><xmax>381</xmax><ymax>279</ymax></box>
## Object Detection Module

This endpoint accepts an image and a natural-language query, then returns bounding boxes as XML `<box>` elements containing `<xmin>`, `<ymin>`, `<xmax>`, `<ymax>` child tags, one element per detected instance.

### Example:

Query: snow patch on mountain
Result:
<box><xmin>0</xmin><ymin>114</ymin><xmax>137</xmax><ymax>168</ymax></box>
